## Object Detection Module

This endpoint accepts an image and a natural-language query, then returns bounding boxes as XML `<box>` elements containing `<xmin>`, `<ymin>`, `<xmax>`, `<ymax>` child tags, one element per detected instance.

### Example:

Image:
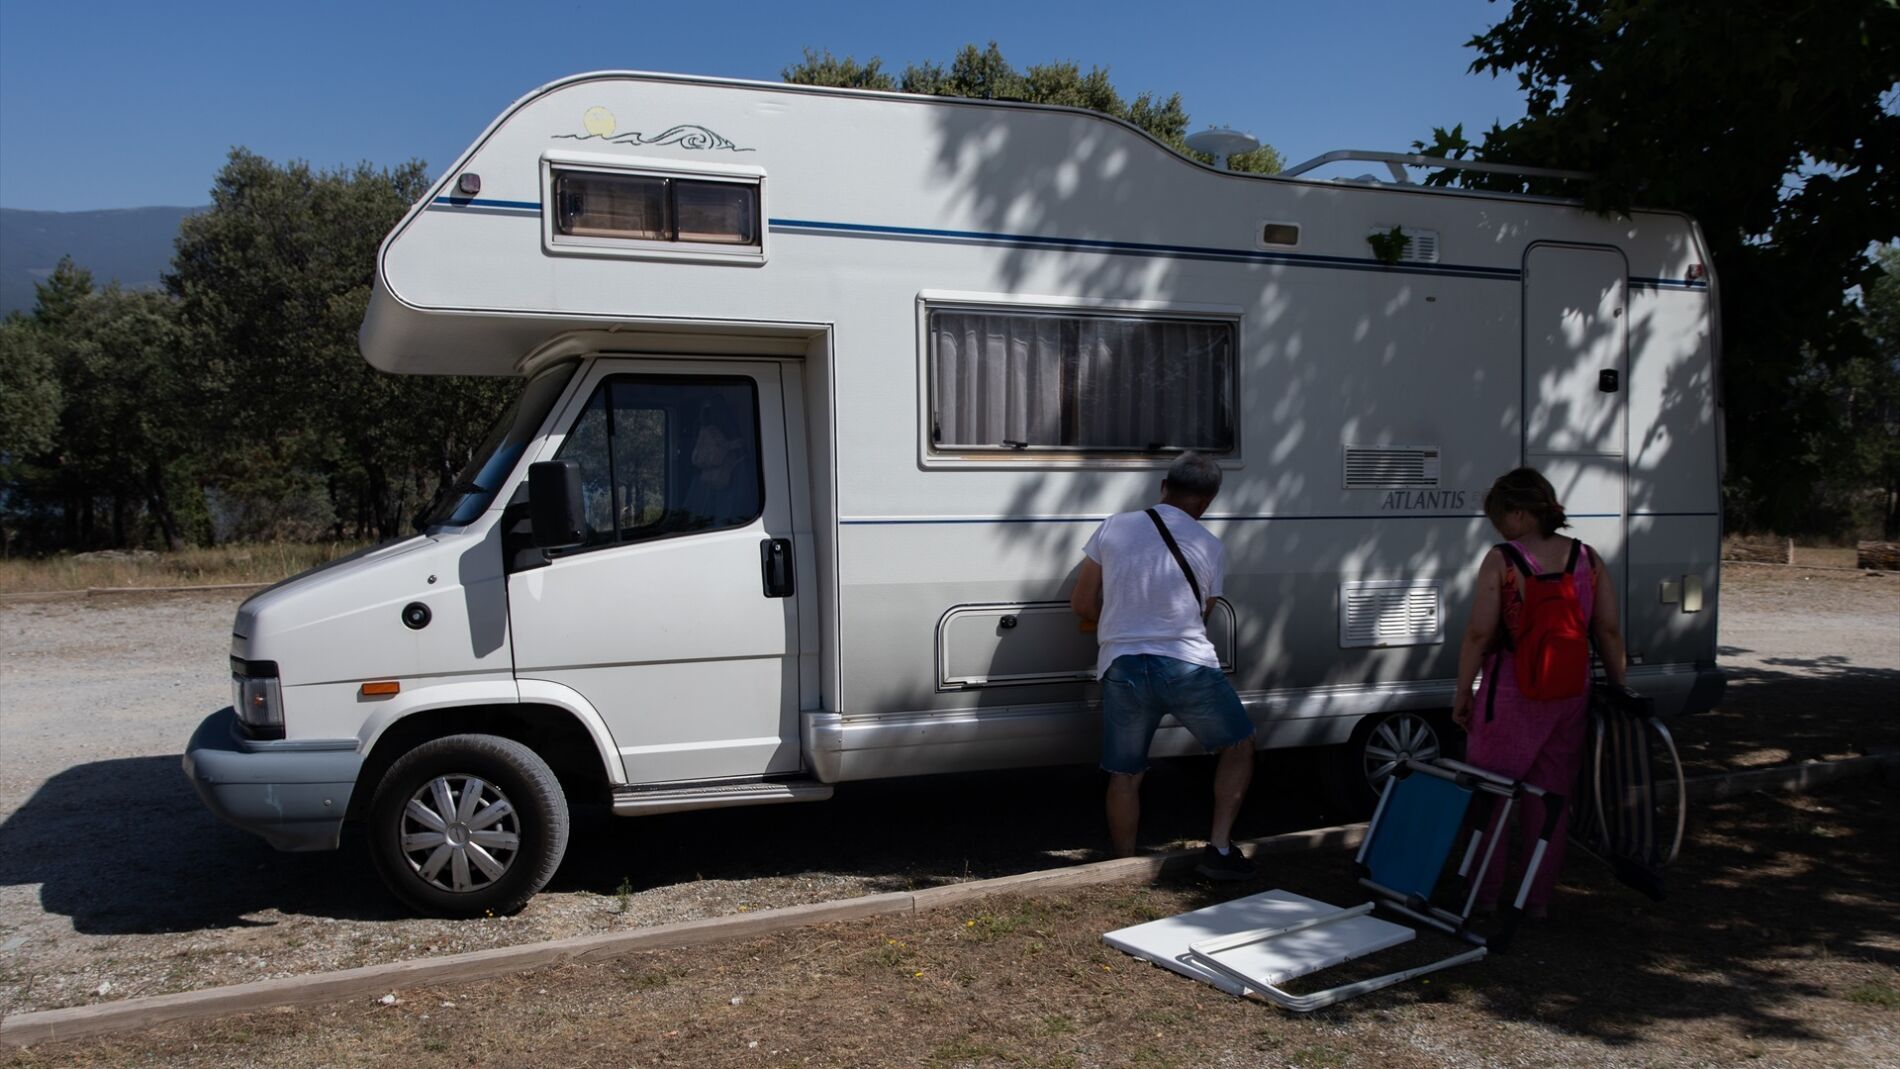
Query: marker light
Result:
<box><xmin>457</xmin><ymin>173</ymin><xmax>482</xmax><ymax>196</ymax></box>
<box><xmin>360</xmin><ymin>681</ymin><xmax>401</xmax><ymax>698</ymax></box>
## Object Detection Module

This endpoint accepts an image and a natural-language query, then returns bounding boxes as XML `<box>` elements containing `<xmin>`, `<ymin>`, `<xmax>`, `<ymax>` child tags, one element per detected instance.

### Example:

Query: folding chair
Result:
<box><xmin>1569</xmin><ymin>683</ymin><xmax>1687</xmax><ymax>900</ymax></box>
<box><xmin>1104</xmin><ymin>757</ymin><xmax>1557</xmax><ymax>1012</ymax></box>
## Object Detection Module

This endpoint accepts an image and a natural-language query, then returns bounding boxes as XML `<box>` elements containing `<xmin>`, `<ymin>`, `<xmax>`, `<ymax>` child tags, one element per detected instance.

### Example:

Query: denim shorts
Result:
<box><xmin>1099</xmin><ymin>654</ymin><xmax>1254</xmax><ymax>774</ymax></box>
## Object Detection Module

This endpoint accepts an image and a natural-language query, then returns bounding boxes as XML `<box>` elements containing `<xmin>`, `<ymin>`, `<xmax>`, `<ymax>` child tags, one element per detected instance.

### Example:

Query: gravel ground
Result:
<box><xmin>0</xmin><ymin>565</ymin><xmax>1894</xmax><ymax>1018</ymax></box>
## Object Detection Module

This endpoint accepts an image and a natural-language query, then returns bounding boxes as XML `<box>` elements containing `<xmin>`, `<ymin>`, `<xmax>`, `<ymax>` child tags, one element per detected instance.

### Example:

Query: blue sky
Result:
<box><xmin>0</xmin><ymin>0</ymin><xmax>1528</xmax><ymax>211</ymax></box>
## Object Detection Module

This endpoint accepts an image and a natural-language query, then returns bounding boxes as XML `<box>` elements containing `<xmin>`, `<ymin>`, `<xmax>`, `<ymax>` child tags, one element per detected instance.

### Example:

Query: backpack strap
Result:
<box><xmin>1484</xmin><ymin>650</ymin><xmax>1502</xmax><ymax>723</ymax></box>
<box><xmin>1145</xmin><ymin>507</ymin><xmax>1203</xmax><ymax>607</ymax></box>
<box><xmin>1562</xmin><ymin>538</ymin><xmax>1583</xmax><ymax>575</ymax></box>
<box><xmin>1497</xmin><ymin>541</ymin><xmax>1536</xmax><ymax>579</ymax></box>
<box><xmin>1485</xmin><ymin>543</ymin><xmax>1521</xmax><ymax>721</ymax></box>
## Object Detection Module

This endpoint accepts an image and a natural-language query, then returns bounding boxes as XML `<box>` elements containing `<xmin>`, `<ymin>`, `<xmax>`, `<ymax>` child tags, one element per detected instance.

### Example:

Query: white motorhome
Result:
<box><xmin>185</xmin><ymin>71</ymin><xmax>1725</xmax><ymax>916</ymax></box>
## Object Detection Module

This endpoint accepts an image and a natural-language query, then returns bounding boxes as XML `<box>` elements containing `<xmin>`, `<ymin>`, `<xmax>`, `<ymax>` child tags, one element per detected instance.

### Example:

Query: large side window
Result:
<box><xmin>553</xmin><ymin>376</ymin><xmax>762</xmax><ymax>549</ymax></box>
<box><xmin>928</xmin><ymin>308</ymin><xmax>1237</xmax><ymax>455</ymax></box>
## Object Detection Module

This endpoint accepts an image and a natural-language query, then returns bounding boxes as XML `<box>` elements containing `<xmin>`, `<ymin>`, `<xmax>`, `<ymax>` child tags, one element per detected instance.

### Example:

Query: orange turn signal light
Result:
<box><xmin>359</xmin><ymin>681</ymin><xmax>401</xmax><ymax>697</ymax></box>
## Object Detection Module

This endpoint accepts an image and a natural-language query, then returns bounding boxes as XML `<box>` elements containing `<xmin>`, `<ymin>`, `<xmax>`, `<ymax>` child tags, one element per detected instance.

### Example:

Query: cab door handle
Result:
<box><xmin>760</xmin><ymin>538</ymin><xmax>794</xmax><ymax>598</ymax></box>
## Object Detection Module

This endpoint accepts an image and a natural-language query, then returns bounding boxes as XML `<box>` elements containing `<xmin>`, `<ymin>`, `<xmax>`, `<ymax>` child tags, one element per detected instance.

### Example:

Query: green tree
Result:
<box><xmin>0</xmin><ymin>318</ymin><xmax>62</xmax><ymax>522</ymax></box>
<box><xmin>45</xmin><ymin>287</ymin><xmax>200</xmax><ymax>547</ymax></box>
<box><xmin>784</xmin><ymin>41</ymin><xmax>1282</xmax><ymax>173</ymax></box>
<box><xmin>168</xmin><ymin>149</ymin><xmax>511</xmax><ymax>542</ymax></box>
<box><xmin>1858</xmin><ymin>246</ymin><xmax>1900</xmax><ymax>537</ymax></box>
<box><xmin>781</xmin><ymin>48</ymin><xmax>896</xmax><ymax>91</ymax></box>
<box><xmin>29</xmin><ymin>257</ymin><xmax>95</xmax><ymax>328</ymax></box>
<box><xmin>1414</xmin><ymin>1</ymin><xmax>1900</xmax><ymax>533</ymax></box>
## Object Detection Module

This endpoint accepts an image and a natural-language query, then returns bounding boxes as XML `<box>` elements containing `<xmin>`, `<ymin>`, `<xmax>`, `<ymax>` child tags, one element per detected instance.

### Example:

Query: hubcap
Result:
<box><xmin>398</xmin><ymin>774</ymin><xmax>522</xmax><ymax>894</ymax></box>
<box><xmin>1362</xmin><ymin>714</ymin><xmax>1442</xmax><ymax>789</ymax></box>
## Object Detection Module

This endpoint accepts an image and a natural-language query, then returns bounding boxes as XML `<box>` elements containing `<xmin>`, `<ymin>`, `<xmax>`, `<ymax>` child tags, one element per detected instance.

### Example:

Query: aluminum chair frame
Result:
<box><xmin>1184</xmin><ymin>757</ymin><xmax>1556</xmax><ymax>1011</ymax></box>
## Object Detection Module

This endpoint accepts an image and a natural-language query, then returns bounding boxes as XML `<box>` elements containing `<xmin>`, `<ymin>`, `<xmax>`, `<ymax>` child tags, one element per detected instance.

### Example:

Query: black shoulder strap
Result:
<box><xmin>1497</xmin><ymin>542</ymin><xmax>1536</xmax><ymax>578</ymax></box>
<box><xmin>1563</xmin><ymin>538</ymin><xmax>1583</xmax><ymax>574</ymax></box>
<box><xmin>1145</xmin><ymin>507</ymin><xmax>1203</xmax><ymax>606</ymax></box>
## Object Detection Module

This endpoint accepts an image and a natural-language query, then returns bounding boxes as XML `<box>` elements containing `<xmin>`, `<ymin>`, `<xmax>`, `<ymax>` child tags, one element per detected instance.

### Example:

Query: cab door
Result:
<box><xmin>508</xmin><ymin>360</ymin><xmax>802</xmax><ymax>783</ymax></box>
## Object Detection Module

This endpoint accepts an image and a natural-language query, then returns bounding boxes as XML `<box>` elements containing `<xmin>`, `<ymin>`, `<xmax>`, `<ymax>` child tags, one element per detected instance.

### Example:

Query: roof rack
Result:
<box><xmin>1276</xmin><ymin>150</ymin><xmax>1591</xmax><ymax>185</ymax></box>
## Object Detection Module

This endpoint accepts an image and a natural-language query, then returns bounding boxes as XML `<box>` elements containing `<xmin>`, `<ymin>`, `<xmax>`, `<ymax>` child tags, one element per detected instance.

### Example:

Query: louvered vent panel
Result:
<box><xmin>1339</xmin><ymin>581</ymin><xmax>1444</xmax><ymax>648</ymax></box>
<box><xmin>1367</xmin><ymin>226</ymin><xmax>1442</xmax><ymax>263</ymax></box>
<box><xmin>1344</xmin><ymin>446</ymin><xmax>1440</xmax><ymax>488</ymax></box>
<box><xmin>1402</xmin><ymin>229</ymin><xmax>1440</xmax><ymax>263</ymax></box>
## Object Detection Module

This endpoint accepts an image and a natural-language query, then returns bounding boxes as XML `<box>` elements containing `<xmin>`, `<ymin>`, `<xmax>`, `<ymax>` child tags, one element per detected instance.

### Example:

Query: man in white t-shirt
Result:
<box><xmin>1070</xmin><ymin>452</ymin><xmax>1256</xmax><ymax>880</ymax></box>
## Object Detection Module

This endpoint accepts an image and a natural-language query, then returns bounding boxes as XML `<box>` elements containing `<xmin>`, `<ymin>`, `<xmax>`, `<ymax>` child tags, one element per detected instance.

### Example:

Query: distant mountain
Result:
<box><xmin>0</xmin><ymin>206</ymin><xmax>203</xmax><ymax>317</ymax></box>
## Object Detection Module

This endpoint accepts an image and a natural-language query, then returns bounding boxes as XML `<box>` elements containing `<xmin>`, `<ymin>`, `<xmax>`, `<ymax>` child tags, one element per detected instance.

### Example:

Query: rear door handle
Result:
<box><xmin>760</xmin><ymin>538</ymin><xmax>794</xmax><ymax>598</ymax></box>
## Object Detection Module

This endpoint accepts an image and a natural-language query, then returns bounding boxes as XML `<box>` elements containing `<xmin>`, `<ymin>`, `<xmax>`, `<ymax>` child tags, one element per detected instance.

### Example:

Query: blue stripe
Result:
<box><xmin>430</xmin><ymin>196</ymin><xmax>542</xmax><ymax>212</ymax></box>
<box><xmin>1629</xmin><ymin>277</ymin><xmax>1710</xmax><ymax>291</ymax></box>
<box><xmin>419</xmin><ymin>201</ymin><xmax>1698</xmax><ymax>289</ymax></box>
<box><xmin>770</xmin><ymin>217</ymin><xmax>1523</xmax><ymax>282</ymax></box>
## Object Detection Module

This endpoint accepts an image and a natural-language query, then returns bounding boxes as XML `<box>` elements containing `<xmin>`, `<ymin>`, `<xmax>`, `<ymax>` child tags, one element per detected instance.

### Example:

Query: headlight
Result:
<box><xmin>230</xmin><ymin>658</ymin><xmax>285</xmax><ymax>740</ymax></box>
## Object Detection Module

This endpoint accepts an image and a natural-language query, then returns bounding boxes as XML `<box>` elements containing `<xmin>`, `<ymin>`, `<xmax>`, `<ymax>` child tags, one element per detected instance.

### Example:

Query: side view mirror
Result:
<box><xmin>528</xmin><ymin>460</ymin><xmax>586</xmax><ymax>549</ymax></box>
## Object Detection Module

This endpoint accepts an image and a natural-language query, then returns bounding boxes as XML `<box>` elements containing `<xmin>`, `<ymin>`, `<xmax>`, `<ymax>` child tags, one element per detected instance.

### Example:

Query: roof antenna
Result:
<box><xmin>1186</xmin><ymin>126</ymin><xmax>1261</xmax><ymax>171</ymax></box>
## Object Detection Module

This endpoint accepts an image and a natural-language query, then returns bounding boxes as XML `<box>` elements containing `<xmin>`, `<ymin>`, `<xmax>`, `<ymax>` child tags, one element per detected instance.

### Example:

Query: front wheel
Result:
<box><xmin>367</xmin><ymin>734</ymin><xmax>570</xmax><ymax>917</ymax></box>
<box><xmin>1323</xmin><ymin>710</ymin><xmax>1456</xmax><ymax>820</ymax></box>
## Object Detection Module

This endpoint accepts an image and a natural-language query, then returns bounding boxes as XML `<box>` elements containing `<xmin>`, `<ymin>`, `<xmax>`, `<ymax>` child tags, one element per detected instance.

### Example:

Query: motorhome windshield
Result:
<box><xmin>422</xmin><ymin>364</ymin><xmax>576</xmax><ymax>529</ymax></box>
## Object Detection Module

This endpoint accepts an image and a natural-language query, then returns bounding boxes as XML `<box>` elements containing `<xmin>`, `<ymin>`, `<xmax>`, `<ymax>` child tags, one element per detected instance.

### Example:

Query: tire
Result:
<box><xmin>367</xmin><ymin>734</ymin><xmax>570</xmax><ymax>918</ymax></box>
<box><xmin>1322</xmin><ymin>710</ymin><xmax>1458</xmax><ymax>821</ymax></box>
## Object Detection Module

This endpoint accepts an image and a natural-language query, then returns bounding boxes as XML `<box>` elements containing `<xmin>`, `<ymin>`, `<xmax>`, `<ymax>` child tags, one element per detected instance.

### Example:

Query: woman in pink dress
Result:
<box><xmin>1452</xmin><ymin>468</ymin><xmax>1628</xmax><ymax>917</ymax></box>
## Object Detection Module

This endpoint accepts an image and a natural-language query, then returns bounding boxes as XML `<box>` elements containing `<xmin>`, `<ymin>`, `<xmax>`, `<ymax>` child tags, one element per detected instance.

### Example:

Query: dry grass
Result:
<box><xmin>10</xmin><ymin>782</ymin><xmax>1896</xmax><ymax>1069</ymax></box>
<box><xmin>0</xmin><ymin>542</ymin><xmax>368</xmax><ymax>595</ymax></box>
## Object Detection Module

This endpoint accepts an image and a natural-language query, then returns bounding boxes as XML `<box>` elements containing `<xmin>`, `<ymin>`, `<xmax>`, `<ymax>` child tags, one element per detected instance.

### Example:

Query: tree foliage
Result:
<box><xmin>784</xmin><ymin>43</ymin><xmax>1282</xmax><ymax>174</ymax></box>
<box><xmin>1415</xmin><ymin>1</ymin><xmax>1900</xmax><ymax>534</ymax></box>
<box><xmin>1856</xmin><ymin>246</ymin><xmax>1900</xmax><ymax>536</ymax></box>
<box><xmin>1</xmin><ymin>152</ymin><xmax>514</xmax><ymax>552</ymax></box>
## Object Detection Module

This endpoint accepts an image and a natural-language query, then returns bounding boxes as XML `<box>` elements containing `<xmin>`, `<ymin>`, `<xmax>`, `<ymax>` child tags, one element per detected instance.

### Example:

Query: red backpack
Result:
<box><xmin>1486</xmin><ymin>540</ymin><xmax>1591</xmax><ymax>720</ymax></box>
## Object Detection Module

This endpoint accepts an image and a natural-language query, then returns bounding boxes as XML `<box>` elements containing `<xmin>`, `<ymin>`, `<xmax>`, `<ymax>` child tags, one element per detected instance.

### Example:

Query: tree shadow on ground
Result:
<box><xmin>1681</xmin><ymin>650</ymin><xmax>1900</xmax><ymax>776</ymax></box>
<box><xmin>548</xmin><ymin>748</ymin><xmax>1334</xmax><ymax>897</ymax></box>
<box><xmin>1120</xmin><ymin>780</ymin><xmax>1899</xmax><ymax>1048</ymax></box>
<box><xmin>0</xmin><ymin>756</ymin><xmax>401</xmax><ymax>934</ymax></box>
<box><xmin>0</xmin><ymin>749</ymin><xmax>1333</xmax><ymax>934</ymax></box>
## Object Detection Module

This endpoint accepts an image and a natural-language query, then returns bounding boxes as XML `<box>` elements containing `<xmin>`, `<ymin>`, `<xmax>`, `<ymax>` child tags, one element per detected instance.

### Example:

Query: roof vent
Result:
<box><xmin>1340</xmin><ymin>580</ymin><xmax>1444</xmax><ymax>648</ymax></box>
<box><xmin>1344</xmin><ymin>445</ymin><xmax>1440</xmax><ymax>489</ymax></box>
<box><xmin>1368</xmin><ymin>226</ymin><xmax>1440</xmax><ymax>263</ymax></box>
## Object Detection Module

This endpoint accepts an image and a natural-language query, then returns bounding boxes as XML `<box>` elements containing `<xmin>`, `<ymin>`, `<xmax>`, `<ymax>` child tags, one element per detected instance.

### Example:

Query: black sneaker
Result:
<box><xmin>1195</xmin><ymin>843</ymin><xmax>1256</xmax><ymax>881</ymax></box>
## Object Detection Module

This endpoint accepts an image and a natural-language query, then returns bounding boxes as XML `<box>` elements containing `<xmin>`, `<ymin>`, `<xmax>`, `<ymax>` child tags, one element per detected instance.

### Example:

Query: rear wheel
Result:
<box><xmin>1323</xmin><ymin>711</ymin><xmax>1455</xmax><ymax>820</ymax></box>
<box><xmin>368</xmin><ymin>734</ymin><xmax>570</xmax><ymax>917</ymax></box>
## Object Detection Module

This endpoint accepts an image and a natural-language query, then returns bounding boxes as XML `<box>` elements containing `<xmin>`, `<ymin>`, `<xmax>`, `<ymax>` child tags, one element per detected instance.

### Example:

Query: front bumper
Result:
<box><xmin>182</xmin><ymin>708</ymin><xmax>363</xmax><ymax>852</ymax></box>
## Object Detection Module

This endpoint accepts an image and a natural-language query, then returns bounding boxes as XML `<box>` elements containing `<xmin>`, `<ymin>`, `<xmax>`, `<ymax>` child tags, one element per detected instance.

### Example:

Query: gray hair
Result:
<box><xmin>1165</xmin><ymin>452</ymin><xmax>1223</xmax><ymax>498</ymax></box>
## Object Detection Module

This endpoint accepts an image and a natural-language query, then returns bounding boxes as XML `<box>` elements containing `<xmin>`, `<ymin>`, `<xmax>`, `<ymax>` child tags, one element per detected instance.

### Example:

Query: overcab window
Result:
<box><xmin>928</xmin><ymin>308</ymin><xmax>1237</xmax><ymax>455</ymax></box>
<box><xmin>553</xmin><ymin>170</ymin><xmax>759</xmax><ymax>247</ymax></box>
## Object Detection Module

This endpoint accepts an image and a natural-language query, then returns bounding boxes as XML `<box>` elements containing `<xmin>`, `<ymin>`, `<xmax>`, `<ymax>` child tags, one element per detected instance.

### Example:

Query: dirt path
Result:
<box><xmin>11</xmin><ymin>780</ymin><xmax>1896</xmax><ymax>1068</ymax></box>
<box><xmin>0</xmin><ymin>567</ymin><xmax>1894</xmax><ymax>1018</ymax></box>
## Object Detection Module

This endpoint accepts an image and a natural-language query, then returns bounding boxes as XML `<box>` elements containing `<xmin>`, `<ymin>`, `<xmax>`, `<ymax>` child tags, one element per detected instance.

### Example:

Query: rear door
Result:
<box><xmin>1523</xmin><ymin>243</ymin><xmax>1628</xmax><ymax>603</ymax></box>
<box><xmin>508</xmin><ymin>359</ymin><xmax>803</xmax><ymax>783</ymax></box>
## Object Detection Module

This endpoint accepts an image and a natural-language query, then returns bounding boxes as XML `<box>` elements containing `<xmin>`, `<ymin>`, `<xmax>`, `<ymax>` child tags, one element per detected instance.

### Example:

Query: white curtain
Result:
<box><xmin>931</xmin><ymin>310</ymin><xmax>1233</xmax><ymax>451</ymax></box>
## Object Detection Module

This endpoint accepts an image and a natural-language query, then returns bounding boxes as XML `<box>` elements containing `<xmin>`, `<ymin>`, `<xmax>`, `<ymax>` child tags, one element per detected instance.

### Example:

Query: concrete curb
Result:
<box><xmin>1</xmin><ymin>756</ymin><xmax>1888</xmax><ymax>1048</ymax></box>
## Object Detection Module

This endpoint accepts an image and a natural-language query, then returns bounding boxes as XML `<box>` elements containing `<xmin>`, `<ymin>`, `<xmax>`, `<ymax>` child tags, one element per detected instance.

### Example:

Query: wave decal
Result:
<box><xmin>553</xmin><ymin>124</ymin><xmax>754</xmax><ymax>152</ymax></box>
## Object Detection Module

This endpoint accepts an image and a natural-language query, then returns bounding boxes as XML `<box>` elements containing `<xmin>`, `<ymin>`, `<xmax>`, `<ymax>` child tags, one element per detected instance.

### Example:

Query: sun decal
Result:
<box><xmin>582</xmin><ymin>107</ymin><xmax>617</xmax><ymax>138</ymax></box>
